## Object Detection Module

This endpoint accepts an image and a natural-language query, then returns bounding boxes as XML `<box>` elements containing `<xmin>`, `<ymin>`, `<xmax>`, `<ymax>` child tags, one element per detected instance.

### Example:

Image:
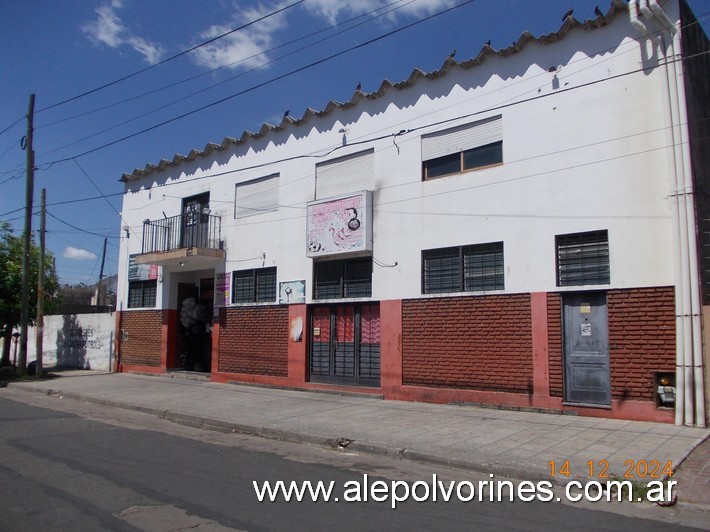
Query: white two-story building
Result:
<box><xmin>116</xmin><ymin>0</ymin><xmax>709</xmax><ymax>425</ymax></box>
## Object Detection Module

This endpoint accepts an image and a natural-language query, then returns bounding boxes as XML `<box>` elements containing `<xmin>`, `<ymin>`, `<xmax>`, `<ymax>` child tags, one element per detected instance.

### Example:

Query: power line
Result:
<box><xmin>40</xmin><ymin>0</ymin><xmax>479</xmax><ymax>166</ymax></box>
<box><xmin>47</xmin><ymin>211</ymin><xmax>119</xmax><ymax>238</ymax></box>
<box><xmin>0</xmin><ymin>116</ymin><xmax>24</xmax><ymax>138</ymax></box>
<box><xmin>12</xmin><ymin>6</ymin><xmax>708</xmax><ymax>243</ymax></box>
<box><xmin>37</xmin><ymin>0</ymin><xmax>419</xmax><ymax>160</ymax></box>
<box><xmin>46</xmin><ymin>191</ymin><xmax>123</xmax><ymax>207</ymax></box>
<box><xmin>36</xmin><ymin>0</ymin><xmax>306</xmax><ymax>114</ymax></box>
<box><xmin>30</xmin><ymin>35</ymin><xmax>710</xmax><ymax>227</ymax></box>
<box><xmin>36</xmin><ymin>0</ymin><xmax>413</xmax><ymax>132</ymax></box>
<box><xmin>0</xmin><ymin>206</ymin><xmax>25</xmax><ymax>218</ymax></box>
<box><xmin>38</xmin><ymin>6</ymin><xmax>709</xmax><ymax>169</ymax></box>
<box><xmin>72</xmin><ymin>158</ymin><xmax>143</xmax><ymax>243</ymax></box>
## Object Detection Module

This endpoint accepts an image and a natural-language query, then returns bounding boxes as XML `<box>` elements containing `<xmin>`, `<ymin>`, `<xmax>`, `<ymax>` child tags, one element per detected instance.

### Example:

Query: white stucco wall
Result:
<box><xmin>116</xmin><ymin>4</ymin><xmax>681</xmax><ymax>310</ymax></box>
<box><xmin>24</xmin><ymin>314</ymin><xmax>115</xmax><ymax>371</ymax></box>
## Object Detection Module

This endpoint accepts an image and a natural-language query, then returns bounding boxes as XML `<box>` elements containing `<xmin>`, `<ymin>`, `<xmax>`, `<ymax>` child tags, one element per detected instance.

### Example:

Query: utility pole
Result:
<box><xmin>36</xmin><ymin>188</ymin><xmax>46</xmax><ymax>378</ymax></box>
<box><xmin>97</xmin><ymin>237</ymin><xmax>107</xmax><ymax>311</ymax></box>
<box><xmin>18</xmin><ymin>94</ymin><xmax>35</xmax><ymax>375</ymax></box>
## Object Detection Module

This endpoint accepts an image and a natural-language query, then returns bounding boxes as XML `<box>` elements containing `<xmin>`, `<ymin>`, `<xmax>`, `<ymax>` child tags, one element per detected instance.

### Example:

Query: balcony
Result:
<box><xmin>135</xmin><ymin>211</ymin><xmax>225</xmax><ymax>267</ymax></box>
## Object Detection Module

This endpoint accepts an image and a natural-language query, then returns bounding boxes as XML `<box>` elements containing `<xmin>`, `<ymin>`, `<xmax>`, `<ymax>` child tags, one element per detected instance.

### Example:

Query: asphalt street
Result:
<box><xmin>0</xmin><ymin>393</ymin><xmax>704</xmax><ymax>531</ymax></box>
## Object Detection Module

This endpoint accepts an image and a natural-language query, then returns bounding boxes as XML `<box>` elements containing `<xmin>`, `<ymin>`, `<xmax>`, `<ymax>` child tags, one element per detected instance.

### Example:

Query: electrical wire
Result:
<box><xmin>36</xmin><ymin>0</ymin><xmax>414</xmax><ymax>131</ymax></box>
<box><xmin>37</xmin><ymin>0</ymin><xmax>421</xmax><ymax>160</ymax></box>
<box><xmin>6</xmin><ymin>6</ymin><xmax>708</xmax><ymax>244</ymax></box>
<box><xmin>35</xmin><ymin>0</ymin><xmax>306</xmax><ymax>114</ymax></box>
<box><xmin>47</xmin><ymin>211</ymin><xmax>119</xmax><ymax>238</ymax></box>
<box><xmin>39</xmin><ymin>0</ymin><xmax>479</xmax><ymax>166</ymax></box>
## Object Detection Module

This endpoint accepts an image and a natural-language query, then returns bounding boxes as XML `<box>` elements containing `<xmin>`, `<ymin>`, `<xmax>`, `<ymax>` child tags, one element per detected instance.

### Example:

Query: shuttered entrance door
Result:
<box><xmin>310</xmin><ymin>307</ymin><xmax>331</xmax><ymax>379</ymax></box>
<box><xmin>309</xmin><ymin>304</ymin><xmax>380</xmax><ymax>387</ymax></box>
<box><xmin>334</xmin><ymin>306</ymin><xmax>356</xmax><ymax>379</ymax></box>
<box><xmin>359</xmin><ymin>304</ymin><xmax>381</xmax><ymax>382</ymax></box>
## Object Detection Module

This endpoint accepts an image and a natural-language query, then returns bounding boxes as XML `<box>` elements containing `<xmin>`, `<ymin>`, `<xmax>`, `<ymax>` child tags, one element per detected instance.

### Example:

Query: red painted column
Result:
<box><xmin>288</xmin><ymin>304</ymin><xmax>307</xmax><ymax>384</ymax></box>
<box><xmin>210</xmin><ymin>306</ymin><xmax>221</xmax><ymax>376</ymax></box>
<box><xmin>161</xmin><ymin>309</ymin><xmax>177</xmax><ymax>371</ymax></box>
<box><xmin>380</xmin><ymin>299</ymin><xmax>403</xmax><ymax>397</ymax></box>
<box><xmin>531</xmin><ymin>292</ymin><xmax>550</xmax><ymax>402</ymax></box>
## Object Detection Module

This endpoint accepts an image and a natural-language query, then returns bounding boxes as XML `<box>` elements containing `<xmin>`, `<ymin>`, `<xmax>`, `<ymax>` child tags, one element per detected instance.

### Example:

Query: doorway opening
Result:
<box><xmin>309</xmin><ymin>303</ymin><xmax>380</xmax><ymax>387</ymax></box>
<box><xmin>563</xmin><ymin>293</ymin><xmax>610</xmax><ymax>406</ymax></box>
<box><xmin>175</xmin><ymin>277</ymin><xmax>214</xmax><ymax>373</ymax></box>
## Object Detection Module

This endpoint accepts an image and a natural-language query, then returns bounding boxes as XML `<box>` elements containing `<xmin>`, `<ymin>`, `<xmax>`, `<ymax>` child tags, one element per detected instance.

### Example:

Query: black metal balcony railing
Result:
<box><xmin>141</xmin><ymin>212</ymin><xmax>222</xmax><ymax>254</ymax></box>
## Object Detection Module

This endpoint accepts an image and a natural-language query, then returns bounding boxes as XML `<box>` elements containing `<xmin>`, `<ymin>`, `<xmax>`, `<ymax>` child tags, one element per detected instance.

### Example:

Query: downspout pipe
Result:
<box><xmin>649</xmin><ymin>0</ymin><xmax>706</xmax><ymax>427</ymax></box>
<box><xmin>629</xmin><ymin>0</ymin><xmax>649</xmax><ymax>36</ymax></box>
<box><xmin>628</xmin><ymin>0</ymin><xmax>687</xmax><ymax>425</ymax></box>
<box><xmin>648</xmin><ymin>0</ymin><xmax>694</xmax><ymax>426</ymax></box>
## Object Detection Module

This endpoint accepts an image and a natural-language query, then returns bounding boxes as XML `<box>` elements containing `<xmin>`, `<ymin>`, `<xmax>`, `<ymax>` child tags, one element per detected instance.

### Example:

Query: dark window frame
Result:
<box><xmin>128</xmin><ymin>280</ymin><xmax>157</xmax><ymax>308</ymax></box>
<box><xmin>232</xmin><ymin>267</ymin><xmax>277</xmax><ymax>303</ymax></box>
<box><xmin>422</xmin><ymin>242</ymin><xmax>504</xmax><ymax>294</ymax></box>
<box><xmin>556</xmin><ymin>230</ymin><xmax>610</xmax><ymax>287</ymax></box>
<box><xmin>422</xmin><ymin>140</ymin><xmax>503</xmax><ymax>181</ymax></box>
<box><xmin>313</xmin><ymin>257</ymin><xmax>373</xmax><ymax>300</ymax></box>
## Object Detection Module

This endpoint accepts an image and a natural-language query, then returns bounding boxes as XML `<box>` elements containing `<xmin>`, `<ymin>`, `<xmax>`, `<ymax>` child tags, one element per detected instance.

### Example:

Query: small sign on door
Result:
<box><xmin>581</xmin><ymin>323</ymin><xmax>592</xmax><ymax>336</ymax></box>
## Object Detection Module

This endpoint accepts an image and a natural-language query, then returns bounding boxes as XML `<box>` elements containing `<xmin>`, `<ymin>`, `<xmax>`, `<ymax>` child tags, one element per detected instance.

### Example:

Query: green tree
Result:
<box><xmin>0</xmin><ymin>222</ymin><xmax>59</xmax><ymax>367</ymax></box>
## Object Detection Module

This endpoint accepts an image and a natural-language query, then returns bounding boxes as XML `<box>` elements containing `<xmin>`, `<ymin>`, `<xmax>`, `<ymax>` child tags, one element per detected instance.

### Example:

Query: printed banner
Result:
<box><xmin>306</xmin><ymin>191</ymin><xmax>372</xmax><ymax>257</ymax></box>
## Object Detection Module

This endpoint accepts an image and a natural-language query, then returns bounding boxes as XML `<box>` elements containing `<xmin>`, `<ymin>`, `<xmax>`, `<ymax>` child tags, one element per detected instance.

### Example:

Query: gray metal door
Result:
<box><xmin>563</xmin><ymin>293</ymin><xmax>610</xmax><ymax>405</ymax></box>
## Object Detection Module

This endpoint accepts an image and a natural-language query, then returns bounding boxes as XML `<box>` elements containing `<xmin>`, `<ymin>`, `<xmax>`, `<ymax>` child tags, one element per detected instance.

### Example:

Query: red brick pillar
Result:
<box><xmin>288</xmin><ymin>304</ymin><xmax>307</xmax><ymax>384</ymax></box>
<box><xmin>380</xmin><ymin>299</ymin><xmax>403</xmax><ymax>397</ymax></box>
<box><xmin>531</xmin><ymin>292</ymin><xmax>550</xmax><ymax>403</ymax></box>
<box><xmin>210</xmin><ymin>306</ymin><xmax>221</xmax><ymax>376</ymax></box>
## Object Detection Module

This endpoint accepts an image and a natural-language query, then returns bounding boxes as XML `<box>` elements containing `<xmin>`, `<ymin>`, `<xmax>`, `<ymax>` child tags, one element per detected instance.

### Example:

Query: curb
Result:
<box><xmin>6</xmin><ymin>381</ymin><xmax>709</xmax><ymax>504</ymax></box>
<box><xmin>9</xmin><ymin>383</ymin><xmax>551</xmax><ymax>483</ymax></box>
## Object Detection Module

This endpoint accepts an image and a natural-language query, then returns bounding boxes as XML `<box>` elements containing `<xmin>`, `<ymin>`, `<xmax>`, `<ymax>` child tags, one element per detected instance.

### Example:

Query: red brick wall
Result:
<box><xmin>546</xmin><ymin>287</ymin><xmax>676</xmax><ymax>401</ymax></box>
<box><xmin>401</xmin><ymin>294</ymin><xmax>533</xmax><ymax>393</ymax></box>
<box><xmin>547</xmin><ymin>293</ymin><xmax>563</xmax><ymax>397</ymax></box>
<box><xmin>218</xmin><ymin>306</ymin><xmax>289</xmax><ymax>376</ymax></box>
<box><xmin>120</xmin><ymin>310</ymin><xmax>162</xmax><ymax>367</ymax></box>
<box><xmin>608</xmin><ymin>287</ymin><xmax>676</xmax><ymax>400</ymax></box>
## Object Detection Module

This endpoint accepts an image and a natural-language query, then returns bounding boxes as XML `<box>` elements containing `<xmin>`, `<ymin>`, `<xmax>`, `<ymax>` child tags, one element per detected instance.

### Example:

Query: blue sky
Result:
<box><xmin>1</xmin><ymin>0</ymin><xmax>708</xmax><ymax>286</ymax></box>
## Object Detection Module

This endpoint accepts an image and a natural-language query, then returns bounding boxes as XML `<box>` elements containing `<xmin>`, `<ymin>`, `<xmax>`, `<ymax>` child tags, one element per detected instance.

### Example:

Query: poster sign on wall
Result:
<box><xmin>215</xmin><ymin>272</ymin><xmax>231</xmax><ymax>307</ymax></box>
<box><xmin>279</xmin><ymin>280</ymin><xmax>306</xmax><ymax>304</ymax></box>
<box><xmin>128</xmin><ymin>254</ymin><xmax>159</xmax><ymax>281</ymax></box>
<box><xmin>306</xmin><ymin>190</ymin><xmax>373</xmax><ymax>257</ymax></box>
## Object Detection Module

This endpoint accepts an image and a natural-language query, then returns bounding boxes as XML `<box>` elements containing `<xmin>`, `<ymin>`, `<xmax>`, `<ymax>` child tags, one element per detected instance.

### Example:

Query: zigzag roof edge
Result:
<box><xmin>120</xmin><ymin>2</ymin><xmax>630</xmax><ymax>182</ymax></box>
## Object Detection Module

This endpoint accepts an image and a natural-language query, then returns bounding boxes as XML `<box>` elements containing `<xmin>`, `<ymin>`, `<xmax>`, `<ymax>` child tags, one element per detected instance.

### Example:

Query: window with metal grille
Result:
<box><xmin>128</xmin><ymin>280</ymin><xmax>157</xmax><ymax>308</ymax></box>
<box><xmin>422</xmin><ymin>116</ymin><xmax>503</xmax><ymax>180</ymax></box>
<box><xmin>422</xmin><ymin>242</ymin><xmax>504</xmax><ymax>294</ymax></box>
<box><xmin>314</xmin><ymin>257</ymin><xmax>372</xmax><ymax>299</ymax></box>
<box><xmin>556</xmin><ymin>230</ymin><xmax>610</xmax><ymax>286</ymax></box>
<box><xmin>232</xmin><ymin>267</ymin><xmax>277</xmax><ymax>303</ymax></box>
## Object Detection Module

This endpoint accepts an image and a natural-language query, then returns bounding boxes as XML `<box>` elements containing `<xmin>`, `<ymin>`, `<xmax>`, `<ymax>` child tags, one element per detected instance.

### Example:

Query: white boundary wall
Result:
<box><xmin>23</xmin><ymin>314</ymin><xmax>116</xmax><ymax>371</ymax></box>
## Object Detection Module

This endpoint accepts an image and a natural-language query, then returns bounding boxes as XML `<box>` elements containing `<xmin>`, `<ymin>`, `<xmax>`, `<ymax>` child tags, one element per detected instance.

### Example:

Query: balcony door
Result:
<box><xmin>182</xmin><ymin>192</ymin><xmax>210</xmax><ymax>248</ymax></box>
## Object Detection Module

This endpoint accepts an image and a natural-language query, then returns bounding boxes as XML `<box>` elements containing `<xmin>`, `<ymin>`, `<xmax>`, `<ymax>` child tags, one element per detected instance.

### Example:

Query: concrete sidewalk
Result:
<box><xmin>3</xmin><ymin>371</ymin><xmax>708</xmax><ymax>505</ymax></box>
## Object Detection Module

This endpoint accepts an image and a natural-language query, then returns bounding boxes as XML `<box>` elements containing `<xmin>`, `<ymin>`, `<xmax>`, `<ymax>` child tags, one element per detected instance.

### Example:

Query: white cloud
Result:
<box><xmin>190</xmin><ymin>3</ymin><xmax>290</xmax><ymax>70</ymax></box>
<box><xmin>82</xmin><ymin>1</ymin><xmax>165</xmax><ymax>65</ymax></box>
<box><xmin>63</xmin><ymin>247</ymin><xmax>98</xmax><ymax>261</ymax></box>
<box><xmin>303</xmin><ymin>0</ymin><xmax>456</xmax><ymax>25</ymax></box>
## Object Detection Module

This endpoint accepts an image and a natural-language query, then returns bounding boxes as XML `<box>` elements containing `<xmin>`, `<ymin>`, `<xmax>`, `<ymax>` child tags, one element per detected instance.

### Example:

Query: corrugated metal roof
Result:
<box><xmin>121</xmin><ymin>0</ymin><xmax>629</xmax><ymax>182</ymax></box>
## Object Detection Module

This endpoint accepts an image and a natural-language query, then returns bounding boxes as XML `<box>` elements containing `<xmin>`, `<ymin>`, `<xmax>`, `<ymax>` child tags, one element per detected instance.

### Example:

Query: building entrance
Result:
<box><xmin>309</xmin><ymin>303</ymin><xmax>380</xmax><ymax>387</ymax></box>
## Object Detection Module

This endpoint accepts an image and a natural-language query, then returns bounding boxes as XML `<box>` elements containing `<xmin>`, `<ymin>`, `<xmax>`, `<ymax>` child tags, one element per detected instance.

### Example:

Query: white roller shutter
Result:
<box><xmin>235</xmin><ymin>173</ymin><xmax>280</xmax><ymax>218</ymax></box>
<box><xmin>315</xmin><ymin>149</ymin><xmax>374</xmax><ymax>200</ymax></box>
<box><xmin>421</xmin><ymin>115</ymin><xmax>502</xmax><ymax>161</ymax></box>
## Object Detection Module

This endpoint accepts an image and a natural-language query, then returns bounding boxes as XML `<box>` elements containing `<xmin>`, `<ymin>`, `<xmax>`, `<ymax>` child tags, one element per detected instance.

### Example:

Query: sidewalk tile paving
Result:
<box><xmin>1</xmin><ymin>371</ymin><xmax>708</xmax><ymax>510</ymax></box>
